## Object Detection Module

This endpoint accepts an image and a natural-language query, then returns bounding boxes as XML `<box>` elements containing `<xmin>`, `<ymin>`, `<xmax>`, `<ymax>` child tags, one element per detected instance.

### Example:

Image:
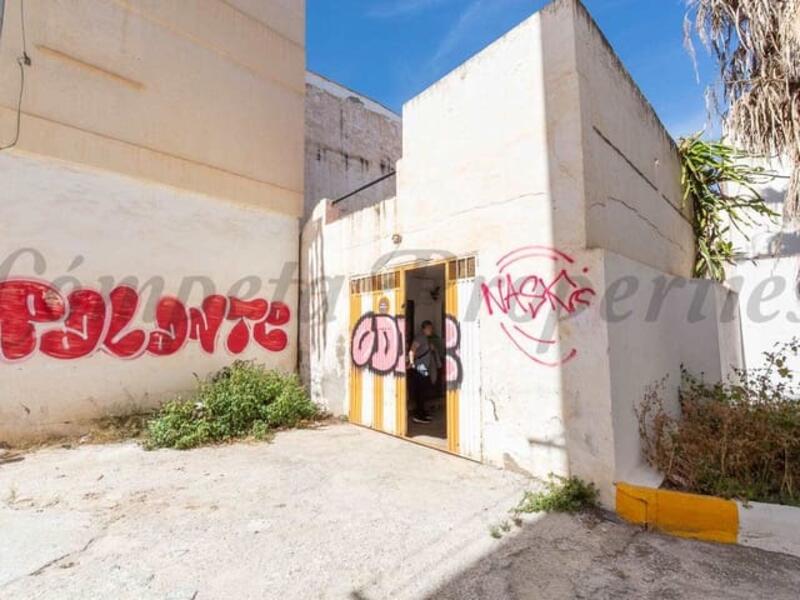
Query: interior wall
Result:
<box><xmin>405</xmin><ymin>266</ymin><xmax>445</xmax><ymax>341</ymax></box>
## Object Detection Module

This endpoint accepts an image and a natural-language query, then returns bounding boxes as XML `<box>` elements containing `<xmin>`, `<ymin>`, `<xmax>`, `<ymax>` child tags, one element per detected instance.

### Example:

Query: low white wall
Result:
<box><xmin>603</xmin><ymin>253</ymin><xmax>742</xmax><ymax>488</ymax></box>
<box><xmin>738</xmin><ymin>501</ymin><xmax>800</xmax><ymax>558</ymax></box>
<box><xmin>727</xmin><ymin>160</ymin><xmax>800</xmax><ymax>376</ymax></box>
<box><xmin>0</xmin><ymin>152</ymin><xmax>298</xmax><ymax>443</ymax></box>
<box><xmin>731</xmin><ymin>256</ymin><xmax>800</xmax><ymax>375</ymax></box>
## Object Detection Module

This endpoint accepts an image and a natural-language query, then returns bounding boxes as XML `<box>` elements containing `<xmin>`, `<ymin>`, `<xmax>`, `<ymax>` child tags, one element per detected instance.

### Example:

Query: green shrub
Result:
<box><xmin>513</xmin><ymin>475</ymin><xmax>599</xmax><ymax>515</ymax></box>
<box><xmin>146</xmin><ymin>361</ymin><xmax>320</xmax><ymax>450</ymax></box>
<box><xmin>639</xmin><ymin>340</ymin><xmax>800</xmax><ymax>506</ymax></box>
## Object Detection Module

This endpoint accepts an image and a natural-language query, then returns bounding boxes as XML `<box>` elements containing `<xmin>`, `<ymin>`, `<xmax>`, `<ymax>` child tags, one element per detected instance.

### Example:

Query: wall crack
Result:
<box><xmin>590</xmin><ymin>197</ymin><xmax>688</xmax><ymax>255</ymax></box>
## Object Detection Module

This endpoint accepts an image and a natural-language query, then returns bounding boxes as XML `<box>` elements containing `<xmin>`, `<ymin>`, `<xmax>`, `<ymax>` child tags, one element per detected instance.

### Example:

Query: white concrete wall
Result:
<box><xmin>603</xmin><ymin>254</ymin><xmax>742</xmax><ymax>488</ymax></box>
<box><xmin>398</xmin><ymin>13</ymin><xmax>552</xmax><ymax>246</ymax></box>
<box><xmin>305</xmin><ymin>72</ymin><xmax>401</xmax><ymax>219</ymax></box>
<box><xmin>571</xmin><ymin>2</ymin><xmax>694</xmax><ymax>278</ymax></box>
<box><xmin>0</xmin><ymin>152</ymin><xmax>298</xmax><ymax>443</ymax></box>
<box><xmin>726</xmin><ymin>159</ymin><xmax>800</xmax><ymax>375</ymax></box>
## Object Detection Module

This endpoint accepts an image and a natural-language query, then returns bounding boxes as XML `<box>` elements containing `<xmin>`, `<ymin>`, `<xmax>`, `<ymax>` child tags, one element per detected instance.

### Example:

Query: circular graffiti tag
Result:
<box><xmin>480</xmin><ymin>246</ymin><xmax>596</xmax><ymax>367</ymax></box>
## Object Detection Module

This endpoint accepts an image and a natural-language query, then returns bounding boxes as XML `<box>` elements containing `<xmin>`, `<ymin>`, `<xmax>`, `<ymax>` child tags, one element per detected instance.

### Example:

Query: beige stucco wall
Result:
<box><xmin>301</xmin><ymin>0</ymin><xmax>741</xmax><ymax>506</ymax></box>
<box><xmin>0</xmin><ymin>1</ymin><xmax>305</xmax><ymax>442</ymax></box>
<box><xmin>0</xmin><ymin>0</ymin><xmax>305</xmax><ymax>216</ymax></box>
<box><xmin>304</xmin><ymin>72</ymin><xmax>401</xmax><ymax>219</ymax></box>
<box><xmin>0</xmin><ymin>152</ymin><xmax>298</xmax><ymax>443</ymax></box>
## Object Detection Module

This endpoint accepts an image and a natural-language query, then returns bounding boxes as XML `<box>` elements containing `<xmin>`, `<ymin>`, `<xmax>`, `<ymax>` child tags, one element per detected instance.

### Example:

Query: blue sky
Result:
<box><xmin>307</xmin><ymin>0</ymin><xmax>718</xmax><ymax>138</ymax></box>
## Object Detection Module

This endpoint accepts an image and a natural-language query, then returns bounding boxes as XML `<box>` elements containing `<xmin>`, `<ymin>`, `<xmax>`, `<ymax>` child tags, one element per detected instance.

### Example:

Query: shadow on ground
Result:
<box><xmin>409</xmin><ymin>510</ymin><xmax>800</xmax><ymax>600</ymax></box>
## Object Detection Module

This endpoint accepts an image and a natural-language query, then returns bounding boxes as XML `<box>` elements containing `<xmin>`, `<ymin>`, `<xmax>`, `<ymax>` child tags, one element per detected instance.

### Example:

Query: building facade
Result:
<box><xmin>301</xmin><ymin>0</ymin><xmax>741</xmax><ymax>506</ymax></box>
<box><xmin>0</xmin><ymin>0</ymin><xmax>305</xmax><ymax>443</ymax></box>
<box><xmin>304</xmin><ymin>71</ymin><xmax>401</xmax><ymax>219</ymax></box>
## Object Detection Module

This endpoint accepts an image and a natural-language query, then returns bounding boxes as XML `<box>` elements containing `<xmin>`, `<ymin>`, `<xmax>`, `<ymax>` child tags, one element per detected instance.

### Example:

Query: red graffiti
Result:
<box><xmin>189</xmin><ymin>295</ymin><xmax>228</xmax><ymax>354</ymax></box>
<box><xmin>0</xmin><ymin>279</ymin><xmax>291</xmax><ymax>362</ymax></box>
<box><xmin>481</xmin><ymin>246</ymin><xmax>595</xmax><ymax>367</ymax></box>
<box><xmin>0</xmin><ymin>281</ymin><xmax>65</xmax><ymax>360</ymax></box>
<box><xmin>104</xmin><ymin>286</ymin><xmax>148</xmax><ymax>358</ymax></box>
<box><xmin>40</xmin><ymin>289</ymin><xmax>105</xmax><ymax>359</ymax></box>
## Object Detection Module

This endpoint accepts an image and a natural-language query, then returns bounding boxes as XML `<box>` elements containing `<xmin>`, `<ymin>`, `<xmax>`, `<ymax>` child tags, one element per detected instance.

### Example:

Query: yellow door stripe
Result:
<box><xmin>445</xmin><ymin>261</ymin><xmax>460</xmax><ymax>454</ymax></box>
<box><xmin>373</xmin><ymin>291</ymin><xmax>384</xmax><ymax>432</ymax></box>
<box><xmin>396</xmin><ymin>269</ymin><xmax>407</xmax><ymax>438</ymax></box>
<box><xmin>349</xmin><ymin>289</ymin><xmax>362</xmax><ymax>425</ymax></box>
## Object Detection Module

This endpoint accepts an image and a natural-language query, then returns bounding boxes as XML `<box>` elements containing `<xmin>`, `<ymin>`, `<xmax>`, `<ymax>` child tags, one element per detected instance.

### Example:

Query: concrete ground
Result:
<box><xmin>1</xmin><ymin>424</ymin><xmax>798</xmax><ymax>600</ymax></box>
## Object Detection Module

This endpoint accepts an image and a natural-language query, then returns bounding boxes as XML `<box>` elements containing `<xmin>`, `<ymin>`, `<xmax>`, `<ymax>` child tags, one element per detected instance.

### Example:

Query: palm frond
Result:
<box><xmin>686</xmin><ymin>0</ymin><xmax>800</xmax><ymax>218</ymax></box>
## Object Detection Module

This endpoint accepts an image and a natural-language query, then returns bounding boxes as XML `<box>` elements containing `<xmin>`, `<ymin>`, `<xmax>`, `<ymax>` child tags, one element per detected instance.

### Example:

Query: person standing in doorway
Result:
<box><xmin>408</xmin><ymin>320</ymin><xmax>439</xmax><ymax>424</ymax></box>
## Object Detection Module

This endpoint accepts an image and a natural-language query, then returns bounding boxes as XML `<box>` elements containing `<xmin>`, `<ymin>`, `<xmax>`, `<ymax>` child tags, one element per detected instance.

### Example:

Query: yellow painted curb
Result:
<box><xmin>616</xmin><ymin>483</ymin><xmax>739</xmax><ymax>544</ymax></box>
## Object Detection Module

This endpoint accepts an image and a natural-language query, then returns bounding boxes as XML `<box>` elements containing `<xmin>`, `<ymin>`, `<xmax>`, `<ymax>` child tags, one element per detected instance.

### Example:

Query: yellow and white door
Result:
<box><xmin>444</xmin><ymin>258</ymin><xmax>481</xmax><ymax>459</ymax></box>
<box><xmin>348</xmin><ymin>258</ymin><xmax>481</xmax><ymax>460</ymax></box>
<box><xmin>349</xmin><ymin>272</ymin><xmax>406</xmax><ymax>437</ymax></box>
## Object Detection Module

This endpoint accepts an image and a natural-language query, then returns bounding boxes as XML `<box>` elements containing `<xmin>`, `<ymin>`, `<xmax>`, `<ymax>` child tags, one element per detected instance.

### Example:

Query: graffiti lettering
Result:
<box><xmin>481</xmin><ymin>246</ymin><xmax>596</xmax><ymax>367</ymax></box>
<box><xmin>351</xmin><ymin>312</ymin><xmax>405</xmax><ymax>376</ymax></box>
<box><xmin>444</xmin><ymin>315</ymin><xmax>463</xmax><ymax>390</ymax></box>
<box><xmin>0</xmin><ymin>280</ymin><xmax>291</xmax><ymax>362</ymax></box>
<box><xmin>351</xmin><ymin>311</ymin><xmax>464</xmax><ymax>390</ymax></box>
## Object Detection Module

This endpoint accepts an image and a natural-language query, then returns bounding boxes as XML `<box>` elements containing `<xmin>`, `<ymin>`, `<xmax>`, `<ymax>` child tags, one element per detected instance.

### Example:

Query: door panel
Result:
<box><xmin>348</xmin><ymin>272</ymin><xmax>404</xmax><ymax>434</ymax></box>
<box><xmin>445</xmin><ymin>261</ymin><xmax>460</xmax><ymax>454</ymax></box>
<box><xmin>348</xmin><ymin>261</ymin><xmax>479</xmax><ymax>460</ymax></box>
<box><xmin>445</xmin><ymin>258</ymin><xmax>481</xmax><ymax>459</ymax></box>
<box><xmin>456</xmin><ymin>277</ymin><xmax>481</xmax><ymax>460</ymax></box>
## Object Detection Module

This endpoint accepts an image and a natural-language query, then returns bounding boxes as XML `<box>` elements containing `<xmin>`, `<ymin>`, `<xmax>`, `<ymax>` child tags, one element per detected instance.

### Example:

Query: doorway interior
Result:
<box><xmin>404</xmin><ymin>264</ymin><xmax>448</xmax><ymax>448</ymax></box>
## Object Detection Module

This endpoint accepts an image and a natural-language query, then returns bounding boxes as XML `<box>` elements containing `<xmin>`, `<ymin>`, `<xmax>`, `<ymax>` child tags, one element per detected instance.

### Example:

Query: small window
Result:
<box><xmin>451</xmin><ymin>257</ymin><xmax>476</xmax><ymax>281</ymax></box>
<box><xmin>350</xmin><ymin>272</ymin><xmax>399</xmax><ymax>294</ymax></box>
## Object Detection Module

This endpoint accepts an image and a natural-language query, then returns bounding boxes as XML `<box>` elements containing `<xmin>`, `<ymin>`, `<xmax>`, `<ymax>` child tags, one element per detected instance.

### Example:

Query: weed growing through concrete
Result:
<box><xmin>489</xmin><ymin>520</ymin><xmax>512</xmax><ymax>539</ymax></box>
<box><xmin>145</xmin><ymin>361</ymin><xmax>321</xmax><ymax>450</ymax></box>
<box><xmin>491</xmin><ymin>475</ymin><xmax>599</xmax><ymax>539</ymax></box>
<box><xmin>513</xmin><ymin>475</ymin><xmax>600</xmax><ymax>516</ymax></box>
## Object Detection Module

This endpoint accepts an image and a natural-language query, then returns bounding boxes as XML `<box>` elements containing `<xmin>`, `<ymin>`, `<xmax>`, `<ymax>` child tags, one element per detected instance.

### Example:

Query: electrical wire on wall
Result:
<box><xmin>0</xmin><ymin>0</ymin><xmax>31</xmax><ymax>152</ymax></box>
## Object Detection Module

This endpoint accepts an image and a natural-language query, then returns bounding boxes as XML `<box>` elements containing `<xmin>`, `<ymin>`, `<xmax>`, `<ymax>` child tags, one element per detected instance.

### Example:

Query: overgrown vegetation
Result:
<box><xmin>146</xmin><ymin>361</ymin><xmax>320</xmax><ymax>450</ymax></box>
<box><xmin>639</xmin><ymin>340</ymin><xmax>800</xmax><ymax>506</ymax></box>
<box><xmin>678</xmin><ymin>135</ymin><xmax>777</xmax><ymax>280</ymax></box>
<box><xmin>513</xmin><ymin>475</ymin><xmax>600</xmax><ymax>515</ymax></box>
<box><xmin>685</xmin><ymin>0</ymin><xmax>800</xmax><ymax>216</ymax></box>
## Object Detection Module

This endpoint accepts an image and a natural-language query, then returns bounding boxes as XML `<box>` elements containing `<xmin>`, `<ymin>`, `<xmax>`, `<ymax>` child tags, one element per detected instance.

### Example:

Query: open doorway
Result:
<box><xmin>404</xmin><ymin>264</ymin><xmax>447</xmax><ymax>448</ymax></box>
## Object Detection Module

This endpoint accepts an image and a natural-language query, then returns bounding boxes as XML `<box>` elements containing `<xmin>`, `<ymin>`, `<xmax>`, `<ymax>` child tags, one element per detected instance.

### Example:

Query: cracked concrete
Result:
<box><xmin>589</xmin><ymin>197</ymin><xmax>688</xmax><ymax>255</ymax></box>
<box><xmin>1</xmin><ymin>424</ymin><xmax>799</xmax><ymax>599</ymax></box>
